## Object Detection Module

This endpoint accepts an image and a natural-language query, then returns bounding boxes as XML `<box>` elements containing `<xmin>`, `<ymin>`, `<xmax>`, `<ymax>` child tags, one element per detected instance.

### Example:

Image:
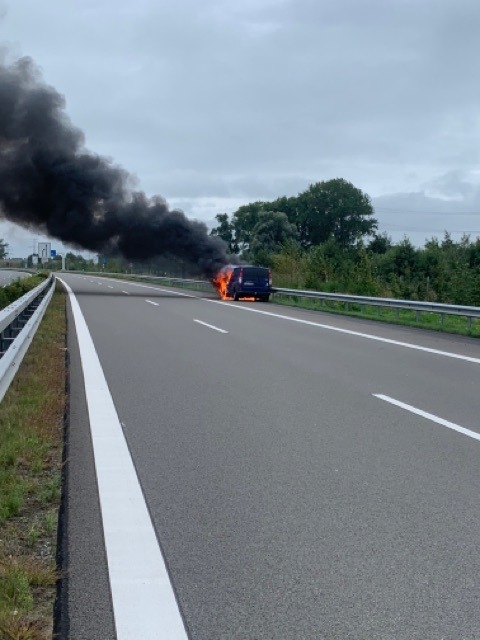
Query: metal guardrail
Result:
<box><xmin>66</xmin><ymin>271</ymin><xmax>480</xmax><ymax>329</ymax></box>
<box><xmin>0</xmin><ymin>275</ymin><xmax>56</xmax><ymax>402</ymax></box>
<box><xmin>274</xmin><ymin>287</ymin><xmax>480</xmax><ymax>329</ymax></box>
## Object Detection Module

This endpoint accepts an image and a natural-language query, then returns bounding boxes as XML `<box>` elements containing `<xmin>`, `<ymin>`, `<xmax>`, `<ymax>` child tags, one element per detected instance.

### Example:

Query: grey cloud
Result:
<box><xmin>374</xmin><ymin>170</ymin><xmax>480</xmax><ymax>245</ymax></box>
<box><xmin>1</xmin><ymin>0</ymin><xmax>480</xmax><ymax>254</ymax></box>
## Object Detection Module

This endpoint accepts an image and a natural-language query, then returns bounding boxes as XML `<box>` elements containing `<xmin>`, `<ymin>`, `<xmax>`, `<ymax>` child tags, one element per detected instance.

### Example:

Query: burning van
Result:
<box><xmin>212</xmin><ymin>265</ymin><xmax>272</xmax><ymax>301</ymax></box>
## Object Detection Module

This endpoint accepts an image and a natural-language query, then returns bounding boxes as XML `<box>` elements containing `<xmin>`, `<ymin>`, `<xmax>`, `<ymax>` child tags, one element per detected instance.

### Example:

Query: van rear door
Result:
<box><xmin>241</xmin><ymin>267</ymin><xmax>270</xmax><ymax>293</ymax></box>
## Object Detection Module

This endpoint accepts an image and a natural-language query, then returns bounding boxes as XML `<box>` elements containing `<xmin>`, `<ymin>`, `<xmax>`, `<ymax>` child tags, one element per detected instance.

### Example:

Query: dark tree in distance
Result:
<box><xmin>250</xmin><ymin>211</ymin><xmax>298</xmax><ymax>264</ymax></box>
<box><xmin>210</xmin><ymin>213</ymin><xmax>238</xmax><ymax>253</ymax></box>
<box><xmin>296</xmin><ymin>178</ymin><xmax>377</xmax><ymax>248</ymax></box>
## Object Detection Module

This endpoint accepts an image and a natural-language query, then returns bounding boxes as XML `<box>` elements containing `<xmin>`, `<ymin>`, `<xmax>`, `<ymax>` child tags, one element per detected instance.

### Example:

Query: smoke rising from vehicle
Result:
<box><xmin>0</xmin><ymin>55</ymin><xmax>229</xmax><ymax>275</ymax></box>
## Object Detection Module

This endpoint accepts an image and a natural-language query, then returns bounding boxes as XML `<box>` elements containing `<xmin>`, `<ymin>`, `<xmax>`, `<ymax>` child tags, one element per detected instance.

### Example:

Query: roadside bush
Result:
<box><xmin>0</xmin><ymin>274</ymin><xmax>47</xmax><ymax>310</ymax></box>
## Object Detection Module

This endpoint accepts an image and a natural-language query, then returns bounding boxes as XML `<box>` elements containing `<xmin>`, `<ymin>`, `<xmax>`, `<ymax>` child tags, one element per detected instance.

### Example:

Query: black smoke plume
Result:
<box><xmin>0</xmin><ymin>56</ymin><xmax>229</xmax><ymax>276</ymax></box>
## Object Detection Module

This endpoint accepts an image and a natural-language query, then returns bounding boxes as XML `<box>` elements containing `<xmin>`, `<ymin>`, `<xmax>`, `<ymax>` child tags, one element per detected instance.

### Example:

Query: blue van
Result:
<box><xmin>215</xmin><ymin>265</ymin><xmax>273</xmax><ymax>301</ymax></box>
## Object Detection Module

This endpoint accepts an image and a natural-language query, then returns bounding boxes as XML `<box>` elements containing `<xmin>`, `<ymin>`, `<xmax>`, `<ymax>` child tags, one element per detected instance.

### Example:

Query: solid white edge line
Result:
<box><xmin>193</xmin><ymin>319</ymin><xmax>228</xmax><ymax>334</ymax></box>
<box><xmin>58</xmin><ymin>278</ymin><xmax>188</xmax><ymax>640</ymax></box>
<box><xmin>145</xmin><ymin>299</ymin><xmax>159</xmax><ymax>306</ymax></box>
<box><xmin>122</xmin><ymin>291</ymin><xmax>130</xmax><ymax>295</ymax></box>
<box><xmin>201</xmin><ymin>298</ymin><xmax>480</xmax><ymax>365</ymax></box>
<box><xmin>373</xmin><ymin>394</ymin><xmax>480</xmax><ymax>442</ymax></box>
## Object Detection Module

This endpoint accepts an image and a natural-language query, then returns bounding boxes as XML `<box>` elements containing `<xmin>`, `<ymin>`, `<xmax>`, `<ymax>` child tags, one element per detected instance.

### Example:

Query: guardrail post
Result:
<box><xmin>395</xmin><ymin>308</ymin><xmax>399</xmax><ymax>320</ymax></box>
<box><xmin>468</xmin><ymin>316</ymin><xmax>472</xmax><ymax>332</ymax></box>
<box><xmin>416</xmin><ymin>310</ymin><xmax>421</xmax><ymax>322</ymax></box>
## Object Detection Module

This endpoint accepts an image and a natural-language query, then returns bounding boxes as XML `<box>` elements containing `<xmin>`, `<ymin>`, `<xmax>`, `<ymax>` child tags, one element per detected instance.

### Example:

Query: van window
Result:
<box><xmin>242</xmin><ymin>267</ymin><xmax>268</xmax><ymax>279</ymax></box>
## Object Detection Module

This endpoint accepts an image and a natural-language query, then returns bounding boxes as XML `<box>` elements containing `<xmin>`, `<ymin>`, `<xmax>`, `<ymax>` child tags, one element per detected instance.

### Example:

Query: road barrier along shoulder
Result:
<box><xmin>0</xmin><ymin>275</ymin><xmax>56</xmax><ymax>402</ymax></box>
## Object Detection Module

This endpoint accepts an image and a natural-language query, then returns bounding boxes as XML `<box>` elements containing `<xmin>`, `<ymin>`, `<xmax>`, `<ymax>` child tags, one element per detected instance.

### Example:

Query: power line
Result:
<box><xmin>374</xmin><ymin>206</ymin><xmax>480</xmax><ymax>216</ymax></box>
<box><xmin>380</xmin><ymin>222</ymin><xmax>480</xmax><ymax>234</ymax></box>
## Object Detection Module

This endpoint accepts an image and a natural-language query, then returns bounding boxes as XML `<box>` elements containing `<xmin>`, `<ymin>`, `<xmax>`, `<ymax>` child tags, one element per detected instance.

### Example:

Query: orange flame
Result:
<box><xmin>212</xmin><ymin>266</ymin><xmax>234</xmax><ymax>300</ymax></box>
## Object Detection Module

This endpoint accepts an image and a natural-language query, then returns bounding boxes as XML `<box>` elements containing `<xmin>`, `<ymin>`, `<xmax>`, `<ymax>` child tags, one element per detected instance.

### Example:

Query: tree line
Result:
<box><xmin>210</xmin><ymin>178</ymin><xmax>480</xmax><ymax>306</ymax></box>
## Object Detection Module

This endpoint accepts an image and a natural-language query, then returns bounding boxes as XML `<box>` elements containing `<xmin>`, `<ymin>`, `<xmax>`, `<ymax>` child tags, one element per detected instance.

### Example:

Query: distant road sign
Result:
<box><xmin>38</xmin><ymin>242</ymin><xmax>51</xmax><ymax>264</ymax></box>
<box><xmin>51</xmin><ymin>249</ymin><xmax>57</xmax><ymax>258</ymax></box>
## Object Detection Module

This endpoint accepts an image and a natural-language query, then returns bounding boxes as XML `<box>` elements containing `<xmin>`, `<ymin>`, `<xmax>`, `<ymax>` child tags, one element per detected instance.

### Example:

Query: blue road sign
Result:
<box><xmin>51</xmin><ymin>249</ymin><xmax>57</xmax><ymax>258</ymax></box>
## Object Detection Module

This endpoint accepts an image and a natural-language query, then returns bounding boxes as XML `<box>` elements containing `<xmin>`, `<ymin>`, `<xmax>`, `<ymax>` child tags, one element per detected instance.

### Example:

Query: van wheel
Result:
<box><xmin>262</xmin><ymin>295</ymin><xmax>270</xmax><ymax>302</ymax></box>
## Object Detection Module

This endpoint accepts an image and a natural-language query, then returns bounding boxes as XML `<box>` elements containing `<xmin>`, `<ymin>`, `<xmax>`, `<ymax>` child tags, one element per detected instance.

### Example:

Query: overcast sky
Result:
<box><xmin>1</xmin><ymin>0</ymin><xmax>480</xmax><ymax>256</ymax></box>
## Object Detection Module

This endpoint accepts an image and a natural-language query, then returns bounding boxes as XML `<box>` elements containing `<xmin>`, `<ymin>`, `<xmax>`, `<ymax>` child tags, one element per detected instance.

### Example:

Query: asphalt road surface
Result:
<box><xmin>0</xmin><ymin>269</ymin><xmax>31</xmax><ymax>287</ymax></box>
<box><xmin>59</xmin><ymin>273</ymin><xmax>480</xmax><ymax>640</ymax></box>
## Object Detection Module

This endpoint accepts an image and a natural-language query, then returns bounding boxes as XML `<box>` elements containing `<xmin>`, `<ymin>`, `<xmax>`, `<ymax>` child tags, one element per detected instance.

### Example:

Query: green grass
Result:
<box><xmin>0</xmin><ymin>563</ymin><xmax>33</xmax><ymax>612</ymax></box>
<box><xmin>0</xmin><ymin>285</ymin><xmax>66</xmax><ymax>639</ymax></box>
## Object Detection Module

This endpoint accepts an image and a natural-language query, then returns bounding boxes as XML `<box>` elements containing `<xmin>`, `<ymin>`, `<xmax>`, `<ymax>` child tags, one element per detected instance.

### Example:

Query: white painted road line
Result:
<box><xmin>145</xmin><ymin>299</ymin><xmax>159</xmax><ymax>306</ymax></box>
<box><xmin>374</xmin><ymin>394</ymin><xmax>480</xmax><ymax>443</ymax></box>
<box><xmin>122</xmin><ymin>291</ymin><xmax>130</xmax><ymax>295</ymax></box>
<box><xmin>203</xmin><ymin>299</ymin><xmax>480</xmax><ymax>365</ymax></box>
<box><xmin>108</xmin><ymin>285</ymin><xmax>114</xmax><ymax>289</ymax></box>
<box><xmin>100</xmin><ymin>278</ymin><xmax>194</xmax><ymax>298</ymax></box>
<box><xmin>58</xmin><ymin>278</ymin><xmax>188</xmax><ymax>640</ymax></box>
<box><xmin>193</xmin><ymin>319</ymin><xmax>228</xmax><ymax>334</ymax></box>
<box><xmin>135</xmin><ymin>283</ymin><xmax>194</xmax><ymax>298</ymax></box>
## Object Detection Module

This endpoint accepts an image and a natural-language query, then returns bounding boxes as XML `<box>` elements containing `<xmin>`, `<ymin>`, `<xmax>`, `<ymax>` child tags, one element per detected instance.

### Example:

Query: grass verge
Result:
<box><xmin>272</xmin><ymin>294</ymin><xmax>480</xmax><ymax>338</ymax></box>
<box><xmin>0</xmin><ymin>283</ymin><xmax>66</xmax><ymax>639</ymax></box>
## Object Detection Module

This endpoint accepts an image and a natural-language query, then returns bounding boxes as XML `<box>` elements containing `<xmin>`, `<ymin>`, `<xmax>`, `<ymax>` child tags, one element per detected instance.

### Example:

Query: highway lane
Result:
<box><xmin>62</xmin><ymin>274</ymin><xmax>480</xmax><ymax>639</ymax></box>
<box><xmin>0</xmin><ymin>269</ymin><xmax>31</xmax><ymax>287</ymax></box>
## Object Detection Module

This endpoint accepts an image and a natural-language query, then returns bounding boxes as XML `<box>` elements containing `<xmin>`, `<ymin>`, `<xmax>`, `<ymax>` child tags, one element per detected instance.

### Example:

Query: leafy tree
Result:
<box><xmin>441</xmin><ymin>231</ymin><xmax>454</xmax><ymax>249</ymax></box>
<box><xmin>303</xmin><ymin>243</ymin><xmax>339</xmax><ymax>289</ymax></box>
<box><xmin>270</xmin><ymin>240</ymin><xmax>306</xmax><ymax>288</ymax></box>
<box><xmin>367</xmin><ymin>232</ymin><xmax>393</xmax><ymax>254</ymax></box>
<box><xmin>467</xmin><ymin>238</ymin><xmax>480</xmax><ymax>269</ymax></box>
<box><xmin>0</xmin><ymin>239</ymin><xmax>8</xmax><ymax>260</ymax></box>
<box><xmin>210</xmin><ymin>213</ymin><xmax>238</xmax><ymax>253</ymax></box>
<box><xmin>268</xmin><ymin>196</ymin><xmax>299</xmax><ymax>226</ymax></box>
<box><xmin>296</xmin><ymin>178</ymin><xmax>377</xmax><ymax>248</ymax></box>
<box><xmin>231</xmin><ymin>202</ymin><xmax>266</xmax><ymax>252</ymax></box>
<box><xmin>250</xmin><ymin>211</ymin><xmax>298</xmax><ymax>264</ymax></box>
